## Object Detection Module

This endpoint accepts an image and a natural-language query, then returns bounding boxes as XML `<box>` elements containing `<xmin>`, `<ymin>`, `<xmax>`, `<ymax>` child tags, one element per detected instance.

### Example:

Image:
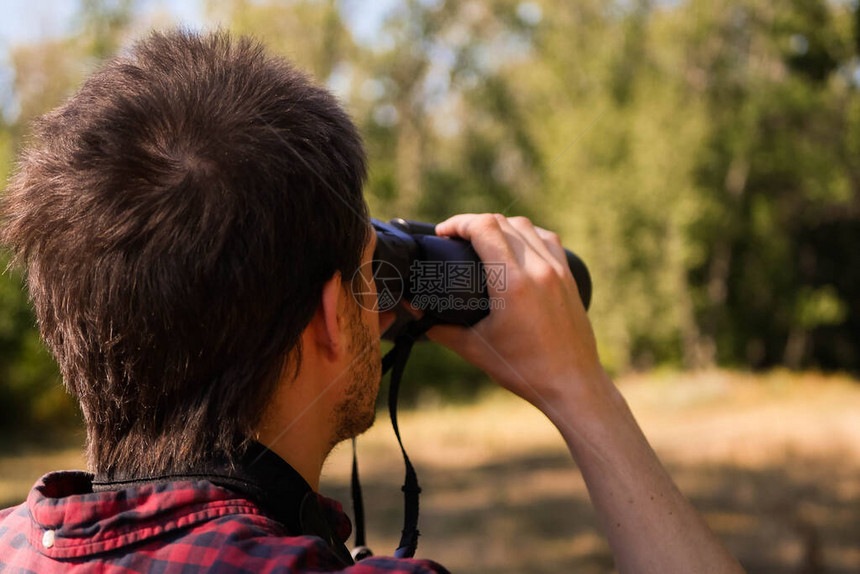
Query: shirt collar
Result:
<box><xmin>26</xmin><ymin>444</ymin><xmax>353</xmax><ymax>562</ymax></box>
<box><xmin>91</xmin><ymin>441</ymin><xmax>317</xmax><ymax>537</ymax></box>
<box><xmin>27</xmin><ymin>470</ymin><xmax>260</xmax><ymax>559</ymax></box>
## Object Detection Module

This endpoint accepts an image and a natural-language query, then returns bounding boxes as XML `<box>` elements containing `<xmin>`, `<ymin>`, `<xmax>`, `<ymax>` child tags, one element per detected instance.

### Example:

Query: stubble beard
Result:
<box><xmin>330</xmin><ymin>308</ymin><xmax>381</xmax><ymax>448</ymax></box>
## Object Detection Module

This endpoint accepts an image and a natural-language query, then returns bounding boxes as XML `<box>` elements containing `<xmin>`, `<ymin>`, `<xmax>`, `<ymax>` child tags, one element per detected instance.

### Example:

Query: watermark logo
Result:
<box><xmin>409</xmin><ymin>293</ymin><xmax>506</xmax><ymax>312</ymax></box>
<box><xmin>483</xmin><ymin>263</ymin><xmax>507</xmax><ymax>293</ymax></box>
<box><xmin>411</xmin><ymin>261</ymin><xmax>507</xmax><ymax>295</ymax></box>
<box><xmin>352</xmin><ymin>260</ymin><xmax>403</xmax><ymax>312</ymax></box>
<box><xmin>352</xmin><ymin>260</ymin><xmax>507</xmax><ymax>314</ymax></box>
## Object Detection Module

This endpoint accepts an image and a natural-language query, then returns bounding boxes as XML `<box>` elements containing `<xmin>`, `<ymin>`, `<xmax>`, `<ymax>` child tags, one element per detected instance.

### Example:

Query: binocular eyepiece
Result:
<box><xmin>368</xmin><ymin>218</ymin><xmax>591</xmax><ymax>339</ymax></box>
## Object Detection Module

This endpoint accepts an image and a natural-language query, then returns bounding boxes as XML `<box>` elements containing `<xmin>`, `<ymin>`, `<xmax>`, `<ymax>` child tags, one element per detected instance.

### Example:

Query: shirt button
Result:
<box><xmin>42</xmin><ymin>529</ymin><xmax>55</xmax><ymax>548</ymax></box>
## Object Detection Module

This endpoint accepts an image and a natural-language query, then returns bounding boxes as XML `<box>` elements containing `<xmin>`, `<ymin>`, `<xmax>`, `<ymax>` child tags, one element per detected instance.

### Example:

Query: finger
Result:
<box><xmin>435</xmin><ymin>213</ymin><xmax>477</xmax><ymax>236</ymax></box>
<box><xmin>495</xmin><ymin>215</ymin><xmax>573</xmax><ymax>294</ymax></box>
<box><xmin>439</xmin><ymin>213</ymin><xmax>549</xmax><ymax>299</ymax></box>
<box><xmin>534</xmin><ymin>227</ymin><xmax>570</xmax><ymax>273</ymax></box>
<box><xmin>491</xmin><ymin>214</ymin><xmax>533</xmax><ymax>268</ymax></box>
<box><xmin>507</xmin><ymin>217</ymin><xmax>566</xmax><ymax>275</ymax></box>
<box><xmin>435</xmin><ymin>213</ymin><xmax>517</xmax><ymax>267</ymax></box>
<box><xmin>487</xmin><ymin>214</ymin><xmax>565</xmax><ymax>302</ymax></box>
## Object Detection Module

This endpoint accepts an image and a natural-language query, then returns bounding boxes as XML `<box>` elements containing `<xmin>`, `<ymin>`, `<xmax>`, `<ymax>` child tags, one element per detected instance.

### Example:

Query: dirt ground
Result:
<box><xmin>2</xmin><ymin>370</ymin><xmax>859</xmax><ymax>573</ymax></box>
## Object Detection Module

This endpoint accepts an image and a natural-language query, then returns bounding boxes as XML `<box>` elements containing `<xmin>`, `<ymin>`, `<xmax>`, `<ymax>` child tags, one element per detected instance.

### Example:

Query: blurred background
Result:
<box><xmin>1</xmin><ymin>0</ymin><xmax>859</xmax><ymax>572</ymax></box>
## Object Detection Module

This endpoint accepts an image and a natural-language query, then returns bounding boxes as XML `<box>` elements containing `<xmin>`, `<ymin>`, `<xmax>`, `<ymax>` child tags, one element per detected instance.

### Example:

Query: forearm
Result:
<box><xmin>427</xmin><ymin>213</ymin><xmax>743</xmax><ymax>572</ymax></box>
<box><xmin>548</xmin><ymin>372</ymin><xmax>744</xmax><ymax>574</ymax></box>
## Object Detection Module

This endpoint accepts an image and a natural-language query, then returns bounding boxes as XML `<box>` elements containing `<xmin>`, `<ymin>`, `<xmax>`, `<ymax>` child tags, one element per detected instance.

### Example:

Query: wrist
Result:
<box><xmin>541</xmin><ymin>368</ymin><xmax>633</xmax><ymax>440</ymax></box>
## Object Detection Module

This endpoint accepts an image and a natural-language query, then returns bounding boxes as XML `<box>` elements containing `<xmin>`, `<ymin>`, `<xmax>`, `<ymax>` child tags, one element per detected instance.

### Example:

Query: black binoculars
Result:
<box><xmin>371</xmin><ymin>218</ymin><xmax>591</xmax><ymax>339</ymax></box>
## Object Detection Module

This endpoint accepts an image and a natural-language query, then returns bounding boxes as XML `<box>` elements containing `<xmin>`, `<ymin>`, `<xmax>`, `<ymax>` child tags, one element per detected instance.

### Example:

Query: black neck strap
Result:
<box><xmin>93</xmin><ymin>441</ymin><xmax>354</xmax><ymax>566</ymax></box>
<box><xmin>351</xmin><ymin>314</ymin><xmax>437</xmax><ymax>560</ymax></box>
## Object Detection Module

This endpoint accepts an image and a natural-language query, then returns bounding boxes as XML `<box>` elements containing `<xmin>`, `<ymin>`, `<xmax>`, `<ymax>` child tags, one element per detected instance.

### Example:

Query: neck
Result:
<box><xmin>255</xmin><ymin>366</ymin><xmax>337</xmax><ymax>492</ymax></box>
<box><xmin>255</xmin><ymin>401</ymin><xmax>332</xmax><ymax>491</ymax></box>
<box><xmin>258</xmin><ymin>433</ymin><xmax>328</xmax><ymax>492</ymax></box>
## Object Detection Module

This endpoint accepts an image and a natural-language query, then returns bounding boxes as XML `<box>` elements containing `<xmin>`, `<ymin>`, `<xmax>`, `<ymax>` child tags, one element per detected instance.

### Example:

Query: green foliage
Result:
<box><xmin>2</xmin><ymin>0</ymin><xmax>860</xmax><ymax>437</ymax></box>
<box><xmin>0</xmin><ymin>256</ymin><xmax>77</xmax><ymax>446</ymax></box>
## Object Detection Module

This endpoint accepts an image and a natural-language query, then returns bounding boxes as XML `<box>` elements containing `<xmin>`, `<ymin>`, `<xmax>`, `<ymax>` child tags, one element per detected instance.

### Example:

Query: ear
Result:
<box><xmin>311</xmin><ymin>272</ymin><xmax>348</xmax><ymax>360</ymax></box>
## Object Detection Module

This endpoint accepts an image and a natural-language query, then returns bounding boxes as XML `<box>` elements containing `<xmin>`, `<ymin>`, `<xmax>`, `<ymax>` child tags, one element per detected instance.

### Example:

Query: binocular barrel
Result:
<box><xmin>370</xmin><ymin>218</ymin><xmax>592</xmax><ymax>333</ymax></box>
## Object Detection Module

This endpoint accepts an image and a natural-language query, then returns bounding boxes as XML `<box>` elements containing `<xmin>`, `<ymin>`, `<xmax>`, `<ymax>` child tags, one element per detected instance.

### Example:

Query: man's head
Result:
<box><xmin>0</xmin><ymin>29</ymin><xmax>376</xmax><ymax>478</ymax></box>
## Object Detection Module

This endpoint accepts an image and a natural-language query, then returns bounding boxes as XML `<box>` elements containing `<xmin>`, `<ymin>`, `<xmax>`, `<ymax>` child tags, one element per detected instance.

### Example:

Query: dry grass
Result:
<box><xmin>3</xmin><ymin>370</ymin><xmax>860</xmax><ymax>573</ymax></box>
<box><xmin>0</xmin><ymin>446</ymin><xmax>85</xmax><ymax>506</ymax></box>
<box><xmin>322</xmin><ymin>370</ymin><xmax>860</xmax><ymax>573</ymax></box>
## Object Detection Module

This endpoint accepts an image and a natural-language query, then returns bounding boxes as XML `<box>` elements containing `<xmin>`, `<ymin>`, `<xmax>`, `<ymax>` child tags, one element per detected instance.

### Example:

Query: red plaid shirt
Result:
<box><xmin>0</xmin><ymin>471</ymin><xmax>448</xmax><ymax>573</ymax></box>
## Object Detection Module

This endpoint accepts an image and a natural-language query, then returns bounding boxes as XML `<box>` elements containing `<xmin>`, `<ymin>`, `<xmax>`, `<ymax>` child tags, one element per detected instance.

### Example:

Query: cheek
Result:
<box><xmin>359</xmin><ymin>264</ymin><xmax>380</xmax><ymax>319</ymax></box>
<box><xmin>364</xmin><ymin>308</ymin><xmax>380</xmax><ymax>338</ymax></box>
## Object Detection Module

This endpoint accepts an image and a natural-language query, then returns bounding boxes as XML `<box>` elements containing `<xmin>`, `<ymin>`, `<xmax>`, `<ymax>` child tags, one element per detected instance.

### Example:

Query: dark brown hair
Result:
<box><xmin>0</xmin><ymin>29</ymin><xmax>369</xmax><ymax>478</ymax></box>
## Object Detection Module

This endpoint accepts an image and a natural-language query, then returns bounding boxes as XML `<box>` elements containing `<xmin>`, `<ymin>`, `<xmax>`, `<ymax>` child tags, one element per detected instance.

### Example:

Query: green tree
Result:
<box><xmin>0</xmin><ymin>0</ymin><xmax>137</xmax><ymax>443</ymax></box>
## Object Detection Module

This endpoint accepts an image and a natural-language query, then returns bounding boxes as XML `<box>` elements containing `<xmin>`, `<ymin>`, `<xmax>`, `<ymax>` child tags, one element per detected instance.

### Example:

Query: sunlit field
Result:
<box><xmin>3</xmin><ymin>370</ymin><xmax>859</xmax><ymax>573</ymax></box>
